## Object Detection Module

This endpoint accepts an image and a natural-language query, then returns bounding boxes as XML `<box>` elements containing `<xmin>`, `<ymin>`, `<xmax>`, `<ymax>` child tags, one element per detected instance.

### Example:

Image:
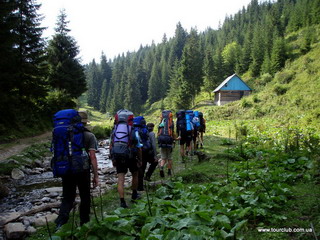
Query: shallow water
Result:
<box><xmin>0</xmin><ymin>143</ymin><xmax>112</xmax><ymax>214</ymax></box>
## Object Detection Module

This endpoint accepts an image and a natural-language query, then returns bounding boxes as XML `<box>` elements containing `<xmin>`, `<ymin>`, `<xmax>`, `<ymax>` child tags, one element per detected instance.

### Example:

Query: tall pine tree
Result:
<box><xmin>47</xmin><ymin>9</ymin><xmax>86</xmax><ymax>100</ymax></box>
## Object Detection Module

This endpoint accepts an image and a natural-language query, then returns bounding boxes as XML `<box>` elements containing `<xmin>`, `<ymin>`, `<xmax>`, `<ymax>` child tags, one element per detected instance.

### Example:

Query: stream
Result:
<box><xmin>0</xmin><ymin>140</ymin><xmax>119</xmax><ymax>240</ymax></box>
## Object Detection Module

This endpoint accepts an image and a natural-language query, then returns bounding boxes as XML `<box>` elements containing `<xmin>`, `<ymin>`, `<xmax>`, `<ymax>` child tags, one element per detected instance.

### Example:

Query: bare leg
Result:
<box><xmin>117</xmin><ymin>173</ymin><xmax>125</xmax><ymax>198</ymax></box>
<box><xmin>131</xmin><ymin>171</ymin><xmax>138</xmax><ymax>191</ymax></box>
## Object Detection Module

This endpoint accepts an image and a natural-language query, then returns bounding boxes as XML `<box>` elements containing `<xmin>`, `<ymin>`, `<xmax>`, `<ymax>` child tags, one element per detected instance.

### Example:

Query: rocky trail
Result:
<box><xmin>0</xmin><ymin>137</ymin><xmax>123</xmax><ymax>240</ymax></box>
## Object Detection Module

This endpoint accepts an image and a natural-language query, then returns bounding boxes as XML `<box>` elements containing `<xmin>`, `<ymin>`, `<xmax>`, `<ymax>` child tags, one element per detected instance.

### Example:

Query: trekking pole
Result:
<box><xmin>91</xmin><ymin>192</ymin><xmax>100</xmax><ymax>225</ymax></box>
<box><xmin>71</xmin><ymin>205</ymin><xmax>76</xmax><ymax>240</ymax></box>
<box><xmin>99</xmin><ymin>187</ymin><xmax>104</xmax><ymax>220</ymax></box>
<box><xmin>45</xmin><ymin>217</ymin><xmax>52</xmax><ymax>240</ymax></box>
<box><xmin>145</xmin><ymin>181</ymin><xmax>153</xmax><ymax>216</ymax></box>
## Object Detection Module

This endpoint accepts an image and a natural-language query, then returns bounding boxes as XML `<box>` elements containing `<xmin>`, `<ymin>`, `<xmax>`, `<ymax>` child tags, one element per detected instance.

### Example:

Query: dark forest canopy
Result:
<box><xmin>1</xmin><ymin>0</ymin><xmax>320</xmax><ymax>139</ymax></box>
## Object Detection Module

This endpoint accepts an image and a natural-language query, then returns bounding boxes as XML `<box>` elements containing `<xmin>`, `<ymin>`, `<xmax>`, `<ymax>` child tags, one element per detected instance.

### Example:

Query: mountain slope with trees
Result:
<box><xmin>85</xmin><ymin>0</ymin><xmax>320</xmax><ymax>116</ymax></box>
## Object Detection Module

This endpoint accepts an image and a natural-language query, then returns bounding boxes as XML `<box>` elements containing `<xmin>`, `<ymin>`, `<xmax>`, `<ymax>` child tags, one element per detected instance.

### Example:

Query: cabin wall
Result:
<box><xmin>214</xmin><ymin>90</ymin><xmax>251</xmax><ymax>106</ymax></box>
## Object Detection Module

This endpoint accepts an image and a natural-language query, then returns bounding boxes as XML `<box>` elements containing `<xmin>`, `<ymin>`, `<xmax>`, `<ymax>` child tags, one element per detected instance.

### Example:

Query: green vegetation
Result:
<box><xmin>0</xmin><ymin>142</ymin><xmax>51</xmax><ymax>176</ymax></box>
<box><xmin>28</xmin><ymin>119</ymin><xmax>319</xmax><ymax>239</ymax></box>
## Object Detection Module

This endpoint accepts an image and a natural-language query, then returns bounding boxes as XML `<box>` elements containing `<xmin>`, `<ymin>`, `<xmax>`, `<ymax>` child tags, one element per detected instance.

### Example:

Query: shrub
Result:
<box><xmin>273</xmin><ymin>84</ymin><xmax>288</xmax><ymax>95</ymax></box>
<box><xmin>92</xmin><ymin>125</ymin><xmax>112</xmax><ymax>139</ymax></box>
<box><xmin>275</xmin><ymin>70</ymin><xmax>295</xmax><ymax>84</ymax></box>
<box><xmin>241</xmin><ymin>99</ymin><xmax>252</xmax><ymax>108</ymax></box>
<box><xmin>260</xmin><ymin>73</ymin><xmax>273</xmax><ymax>85</ymax></box>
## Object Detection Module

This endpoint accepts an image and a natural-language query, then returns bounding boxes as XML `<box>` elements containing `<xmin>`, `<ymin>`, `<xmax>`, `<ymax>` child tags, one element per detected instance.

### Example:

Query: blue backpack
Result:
<box><xmin>134</xmin><ymin>116</ymin><xmax>152</xmax><ymax>152</ymax></box>
<box><xmin>51</xmin><ymin>109</ymin><xmax>90</xmax><ymax>177</ymax></box>
<box><xmin>185</xmin><ymin>110</ymin><xmax>194</xmax><ymax>132</ymax></box>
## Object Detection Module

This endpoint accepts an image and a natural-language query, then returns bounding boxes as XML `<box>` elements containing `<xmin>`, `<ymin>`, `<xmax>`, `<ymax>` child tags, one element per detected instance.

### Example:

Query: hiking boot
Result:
<box><xmin>144</xmin><ymin>175</ymin><xmax>151</xmax><ymax>181</ymax></box>
<box><xmin>120</xmin><ymin>201</ymin><xmax>128</xmax><ymax>208</ymax></box>
<box><xmin>55</xmin><ymin>224</ymin><xmax>63</xmax><ymax>232</ymax></box>
<box><xmin>160</xmin><ymin>170</ymin><xmax>165</xmax><ymax>178</ymax></box>
<box><xmin>131</xmin><ymin>193</ymin><xmax>141</xmax><ymax>203</ymax></box>
<box><xmin>200</xmin><ymin>144</ymin><xmax>203</xmax><ymax>149</ymax></box>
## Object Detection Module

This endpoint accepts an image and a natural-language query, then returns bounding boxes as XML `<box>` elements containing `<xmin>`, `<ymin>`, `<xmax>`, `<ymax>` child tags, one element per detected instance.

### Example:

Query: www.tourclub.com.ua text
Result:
<box><xmin>257</xmin><ymin>228</ymin><xmax>313</xmax><ymax>233</ymax></box>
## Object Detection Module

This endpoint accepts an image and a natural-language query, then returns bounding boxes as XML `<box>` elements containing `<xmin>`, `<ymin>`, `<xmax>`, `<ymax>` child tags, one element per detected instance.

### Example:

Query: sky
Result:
<box><xmin>38</xmin><ymin>0</ymin><xmax>252</xmax><ymax>64</ymax></box>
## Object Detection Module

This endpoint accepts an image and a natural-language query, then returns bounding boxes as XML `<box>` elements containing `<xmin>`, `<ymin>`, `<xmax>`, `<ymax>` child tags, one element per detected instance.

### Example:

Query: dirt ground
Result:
<box><xmin>0</xmin><ymin>132</ymin><xmax>51</xmax><ymax>162</ymax></box>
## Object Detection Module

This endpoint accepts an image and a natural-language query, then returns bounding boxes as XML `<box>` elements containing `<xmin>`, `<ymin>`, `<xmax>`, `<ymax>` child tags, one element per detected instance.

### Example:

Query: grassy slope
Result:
<box><xmin>199</xmin><ymin>25</ymin><xmax>320</xmax><ymax>132</ymax></box>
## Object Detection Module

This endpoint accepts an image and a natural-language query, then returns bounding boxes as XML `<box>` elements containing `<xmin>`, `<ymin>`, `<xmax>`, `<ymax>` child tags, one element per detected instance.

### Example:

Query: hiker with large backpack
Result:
<box><xmin>192</xmin><ymin>111</ymin><xmax>201</xmax><ymax>151</ymax></box>
<box><xmin>198</xmin><ymin>112</ymin><xmax>206</xmax><ymax>148</ymax></box>
<box><xmin>157</xmin><ymin>110</ymin><xmax>176</xmax><ymax>178</ymax></box>
<box><xmin>176</xmin><ymin>110</ymin><xmax>193</xmax><ymax>161</ymax></box>
<box><xmin>51</xmin><ymin>110</ymin><xmax>98</xmax><ymax>230</ymax></box>
<box><xmin>110</xmin><ymin>109</ymin><xmax>142</xmax><ymax>208</ymax></box>
<box><xmin>134</xmin><ymin>117</ymin><xmax>158</xmax><ymax>190</ymax></box>
<box><xmin>186</xmin><ymin>110</ymin><xmax>196</xmax><ymax>155</ymax></box>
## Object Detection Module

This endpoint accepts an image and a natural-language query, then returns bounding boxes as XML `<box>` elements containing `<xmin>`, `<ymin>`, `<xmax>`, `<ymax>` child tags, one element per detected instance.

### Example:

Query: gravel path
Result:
<box><xmin>0</xmin><ymin>132</ymin><xmax>51</xmax><ymax>162</ymax></box>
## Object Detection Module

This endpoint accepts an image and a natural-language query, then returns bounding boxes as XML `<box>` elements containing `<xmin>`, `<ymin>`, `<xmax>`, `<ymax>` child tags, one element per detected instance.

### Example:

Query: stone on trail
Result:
<box><xmin>4</xmin><ymin>222</ymin><xmax>26</xmax><ymax>239</ymax></box>
<box><xmin>11</xmin><ymin>168</ymin><xmax>25</xmax><ymax>180</ymax></box>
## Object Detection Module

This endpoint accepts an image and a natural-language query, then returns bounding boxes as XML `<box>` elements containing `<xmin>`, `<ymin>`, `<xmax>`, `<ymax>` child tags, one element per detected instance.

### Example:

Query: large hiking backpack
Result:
<box><xmin>158</xmin><ymin>110</ymin><xmax>174</xmax><ymax>148</ymax></box>
<box><xmin>133</xmin><ymin>116</ymin><xmax>152</xmax><ymax>152</ymax></box>
<box><xmin>176</xmin><ymin>110</ymin><xmax>186</xmax><ymax>135</ymax></box>
<box><xmin>185</xmin><ymin>110</ymin><xmax>194</xmax><ymax>132</ymax></box>
<box><xmin>51</xmin><ymin>109</ymin><xmax>90</xmax><ymax>177</ymax></box>
<box><xmin>192</xmin><ymin>111</ymin><xmax>201</xmax><ymax>129</ymax></box>
<box><xmin>111</xmin><ymin>109</ymin><xmax>134</xmax><ymax>160</ymax></box>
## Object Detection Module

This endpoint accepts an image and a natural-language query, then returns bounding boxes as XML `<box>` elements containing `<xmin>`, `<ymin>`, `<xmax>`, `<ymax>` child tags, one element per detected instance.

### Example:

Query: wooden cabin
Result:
<box><xmin>213</xmin><ymin>74</ymin><xmax>252</xmax><ymax>106</ymax></box>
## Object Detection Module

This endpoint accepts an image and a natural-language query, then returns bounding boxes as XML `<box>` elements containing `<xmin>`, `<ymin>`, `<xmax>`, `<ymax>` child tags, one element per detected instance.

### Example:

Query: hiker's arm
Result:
<box><xmin>89</xmin><ymin>149</ymin><xmax>99</xmax><ymax>188</ymax></box>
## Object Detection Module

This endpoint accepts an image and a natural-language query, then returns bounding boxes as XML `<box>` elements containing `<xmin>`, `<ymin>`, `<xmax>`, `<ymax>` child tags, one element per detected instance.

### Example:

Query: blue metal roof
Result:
<box><xmin>213</xmin><ymin>74</ymin><xmax>252</xmax><ymax>92</ymax></box>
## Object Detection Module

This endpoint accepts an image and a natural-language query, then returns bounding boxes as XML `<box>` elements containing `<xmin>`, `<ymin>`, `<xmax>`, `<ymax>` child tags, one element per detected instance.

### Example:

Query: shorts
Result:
<box><xmin>179</xmin><ymin>131</ymin><xmax>192</xmax><ymax>146</ymax></box>
<box><xmin>198</xmin><ymin>125</ymin><xmax>206</xmax><ymax>133</ymax></box>
<box><xmin>114</xmin><ymin>157</ymin><xmax>138</xmax><ymax>174</ymax></box>
<box><xmin>160</xmin><ymin>148</ymin><xmax>172</xmax><ymax>160</ymax></box>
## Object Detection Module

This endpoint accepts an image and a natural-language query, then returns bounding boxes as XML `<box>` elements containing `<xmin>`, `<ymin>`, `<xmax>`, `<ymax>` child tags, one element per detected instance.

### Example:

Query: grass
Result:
<box><xmin>24</xmin><ymin>121</ymin><xmax>320</xmax><ymax>239</ymax></box>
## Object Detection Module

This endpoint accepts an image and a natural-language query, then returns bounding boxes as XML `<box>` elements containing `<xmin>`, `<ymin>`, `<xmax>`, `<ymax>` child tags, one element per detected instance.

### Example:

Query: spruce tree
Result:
<box><xmin>270</xmin><ymin>36</ymin><xmax>286</xmax><ymax>74</ymax></box>
<box><xmin>47</xmin><ymin>9</ymin><xmax>86</xmax><ymax>99</ymax></box>
<box><xmin>99</xmin><ymin>53</ymin><xmax>112</xmax><ymax>112</ymax></box>
<box><xmin>86</xmin><ymin>60</ymin><xmax>101</xmax><ymax>109</ymax></box>
<box><xmin>0</xmin><ymin>0</ymin><xmax>48</xmax><ymax>127</ymax></box>
<box><xmin>179</xmin><ymin>28</ymin><xmax>203</xmax><ymax>106</ymax></box>
<box><xmin>203</xmin><ymin>49</ymin><xmax>215</xmax><ymax>98</ymax></box>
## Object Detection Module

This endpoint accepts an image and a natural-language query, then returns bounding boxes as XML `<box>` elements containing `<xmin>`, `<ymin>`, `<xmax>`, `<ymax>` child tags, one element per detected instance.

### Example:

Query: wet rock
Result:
<box><xmin>44</xmin><ymin>187</ymin><xmax>62</xmax><ymax>194</ymax></box>
<box><xmin>26</xmin><ymin>226</ymin><xmax>36</xmax><ymax>234</ymax></box>
<box><xmin>0</xmin><ymin>181</ymin><xmax>9</xmax><ymax>199</ymax></box>
<box><xmin>4</xmin><ymin>222</ymin><xmax>26</xmax><ymax>239</ymax></box>
<box><xmin>41</xmin><ymin>197</ymin><xmax>51</xmax><ymax>203</ymax></box>
<box><xmin>34</xmin><ymin>160</ymin><xmax>44</xmax><ymax>168</ymax></box>
<box><xmin>0</xmin><ymin>212</ymin><xmax>20</xmax><ymax>226</ymax></box>
<box><xmin>11</xmin><ymin>169</ymin><xmax>25</xmax><ymax>180</ymax></box>
<box><xmin>34</xmin><ymin>213</ymin><xmax>58</xmax><ymax>226</ymax></box>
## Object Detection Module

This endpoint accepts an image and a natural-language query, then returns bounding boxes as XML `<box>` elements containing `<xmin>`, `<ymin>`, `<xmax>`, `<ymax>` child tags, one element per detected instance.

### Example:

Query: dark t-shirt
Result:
<box><xmin>84</xmin><ymin>131</ymin><xmax>98</xmax><ymax>152</ymax></box>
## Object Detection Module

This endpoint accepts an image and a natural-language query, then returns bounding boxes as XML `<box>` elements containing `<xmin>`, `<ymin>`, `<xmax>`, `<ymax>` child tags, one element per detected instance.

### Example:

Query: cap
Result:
<box><xmin>78</xmin><ymin>110</ymin><xmax>90</xmax><ymax>124</ymax></box>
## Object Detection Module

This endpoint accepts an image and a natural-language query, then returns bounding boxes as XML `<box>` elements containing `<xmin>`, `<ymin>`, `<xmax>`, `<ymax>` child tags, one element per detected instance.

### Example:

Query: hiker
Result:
<box><xmin>53</xmin><ymin>110</ymin><xmax>99</xmax><ymax>229</ymax></box>
<box><xmin>198</xmin><ymin>112</ymin><xmax>206</xmax><ymax>148</ymax></box>
<box><xmin>158</xmin><ymin>110</ymin><xmax>176</xmax><ymax>178</ymax></box>
<box><xmin>186</xmin><ymin>110</ymin><xmax>195</xmax><ymax>155</ymax></box>
<box><xmin>110</xmin><ymin>109</ymin><xmax>141</xmax><ymax>208</ymax></box>
<box><xmin>176</xmin><ymin>110</ymin><xmax>192</xmax><ymax>161</ymax></box>
<box><xmin>192</xmin><ymin>111</ymin><xmax>201</xmax><ymax>151</ymax></box>
<box><xmin>137</xmin><ymin>122</ymin><xmax>158</xmax><ymax>189</ymax></box>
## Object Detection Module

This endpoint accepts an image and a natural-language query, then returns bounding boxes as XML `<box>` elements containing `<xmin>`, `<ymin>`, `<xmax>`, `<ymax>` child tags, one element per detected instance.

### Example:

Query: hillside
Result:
<box><xmin>197</xmin><ymin>25</ymin><xmax>320</xmax><ymax>131</ymax></box>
